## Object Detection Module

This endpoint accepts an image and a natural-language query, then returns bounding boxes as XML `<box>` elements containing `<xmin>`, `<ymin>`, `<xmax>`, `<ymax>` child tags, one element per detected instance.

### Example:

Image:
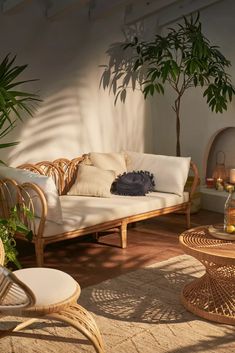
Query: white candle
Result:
<box><xmin>230</xmin><ymin>169</ymin><xmax>235</xmax><ymax>184</ymax></box>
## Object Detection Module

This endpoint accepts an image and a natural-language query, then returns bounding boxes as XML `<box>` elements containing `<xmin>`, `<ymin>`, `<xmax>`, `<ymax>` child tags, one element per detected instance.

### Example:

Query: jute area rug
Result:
<box><xmin>0</xmin><ymin>255</ymin><xmax>234</xmax><ymax>353</ymax></box>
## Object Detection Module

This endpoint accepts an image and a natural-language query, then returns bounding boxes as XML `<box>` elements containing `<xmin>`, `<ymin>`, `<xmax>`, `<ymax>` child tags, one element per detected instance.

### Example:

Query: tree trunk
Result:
<box><xmin>176</xmin><ymin>114</ymin><xmax>181</xmax><ymax>157</ymax></box>
<box><xmin>174</xmin><ymin>96</ymin><xmax>181</xmax><ymax>157</ymax></box>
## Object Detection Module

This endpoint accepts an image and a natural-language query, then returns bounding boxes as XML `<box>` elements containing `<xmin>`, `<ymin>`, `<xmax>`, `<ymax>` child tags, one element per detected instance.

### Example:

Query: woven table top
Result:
<box><xmin>179</xmin><ymin>225</ymin><xmax>235</xmax><ymax>265</ymax></box>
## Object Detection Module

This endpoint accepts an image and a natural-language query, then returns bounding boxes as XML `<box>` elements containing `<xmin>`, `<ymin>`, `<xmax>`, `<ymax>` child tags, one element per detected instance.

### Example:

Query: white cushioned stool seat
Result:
<box><xmin>13</xmin><ymin>268</ymin><xmax>79</xmax><ymax>307</ymax></box>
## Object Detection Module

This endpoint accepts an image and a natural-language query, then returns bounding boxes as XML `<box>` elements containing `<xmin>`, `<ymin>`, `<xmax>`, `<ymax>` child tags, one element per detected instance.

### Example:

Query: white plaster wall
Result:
<box><xmin>0</xmin><ymin>1</ymin><xmax>153</xmax><ymax>165</ymax></box>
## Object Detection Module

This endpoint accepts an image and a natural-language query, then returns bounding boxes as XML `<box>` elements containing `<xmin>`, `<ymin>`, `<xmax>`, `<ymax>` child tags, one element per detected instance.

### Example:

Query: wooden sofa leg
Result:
<box><xmin>120</xmin><ymin>222</ymin><xmax>127</xmax><ymax>248</ymax></box>
<box><xmin>35</xmin><ymin>240</ymin><xmax>45</xmax><ymax>267</ymax></box>
<box><xmin>186</xmin><ymin>205</ymin><xmax>191</xmax><ymax>229</ymax></box>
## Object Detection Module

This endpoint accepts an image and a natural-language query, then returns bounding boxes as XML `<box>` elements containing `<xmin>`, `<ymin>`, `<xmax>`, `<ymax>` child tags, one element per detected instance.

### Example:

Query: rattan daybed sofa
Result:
<box><xmin>0</xmin><ymin>152</ymin><xmax>199</xmax><ymax>266</ymax></box>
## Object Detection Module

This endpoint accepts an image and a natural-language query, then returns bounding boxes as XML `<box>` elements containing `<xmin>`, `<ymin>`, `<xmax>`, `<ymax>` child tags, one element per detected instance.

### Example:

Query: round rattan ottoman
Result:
<box><xmin>179</xmin><ymin>225</ymin><xmax>235</xmax><ymax>325</ymax></box>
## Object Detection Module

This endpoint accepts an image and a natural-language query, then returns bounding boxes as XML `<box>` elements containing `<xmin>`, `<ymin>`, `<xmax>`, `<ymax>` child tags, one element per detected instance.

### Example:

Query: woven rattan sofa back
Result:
<box><xmin>17</xmin><ymin>156</ymin><xmax>85</xmax><ymax>195</ymax></box>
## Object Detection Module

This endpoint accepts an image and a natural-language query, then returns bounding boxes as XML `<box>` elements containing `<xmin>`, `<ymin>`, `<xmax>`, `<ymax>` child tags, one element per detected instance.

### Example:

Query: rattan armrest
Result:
<box><xmin>188</xmin><ymin>161</ymin><xmax>200</xmax><ymax>200</ymax></box>
<box><xmin>0</xmin><ymin>178</ymin><xmax>47</xmax><ymax>241</ymax></box>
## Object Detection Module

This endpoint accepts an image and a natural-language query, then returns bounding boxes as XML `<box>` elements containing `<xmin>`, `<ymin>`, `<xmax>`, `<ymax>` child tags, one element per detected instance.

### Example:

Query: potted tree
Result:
<box><xmin>101</xmin><ymin>12</ymin><xmax>235</xmax><ymax>156</ymax></box>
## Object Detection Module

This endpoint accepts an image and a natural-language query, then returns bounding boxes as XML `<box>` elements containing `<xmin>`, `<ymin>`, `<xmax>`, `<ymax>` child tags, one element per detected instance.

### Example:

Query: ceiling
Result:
<box><xmin>0</xmin><ymin>0</ymin><xmax>224</xmax><ymax>23</ymax></box>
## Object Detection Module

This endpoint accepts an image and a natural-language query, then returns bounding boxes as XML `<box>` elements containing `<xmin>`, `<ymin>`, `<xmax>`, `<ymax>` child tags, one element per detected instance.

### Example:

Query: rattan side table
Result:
<box><xmin>179</xmin><ymin>225</ymin><xmax>235</xmax><ymax>325</ymax></box>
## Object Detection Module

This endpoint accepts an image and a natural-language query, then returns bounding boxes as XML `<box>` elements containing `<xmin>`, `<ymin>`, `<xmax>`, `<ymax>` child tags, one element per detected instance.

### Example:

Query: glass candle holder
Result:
<box><xmin>206</xmin><ymin>178</ymin><xmax>214</xmax><ymax>188</ymax></box>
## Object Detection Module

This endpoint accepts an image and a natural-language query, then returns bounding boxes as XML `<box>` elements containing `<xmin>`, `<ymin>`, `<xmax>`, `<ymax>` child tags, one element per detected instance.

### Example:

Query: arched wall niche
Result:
<box><xmin>206</xmin><ymin>127</ymin><xmax>235</xmax><ymax>180</ymax></box>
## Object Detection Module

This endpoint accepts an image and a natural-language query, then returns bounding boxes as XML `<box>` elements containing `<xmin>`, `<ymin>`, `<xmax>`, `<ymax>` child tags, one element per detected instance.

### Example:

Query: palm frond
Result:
<box><xmin>0</xmin><ymin>53</ymin><xmax>40</xmax><ymax>154</ymax></box>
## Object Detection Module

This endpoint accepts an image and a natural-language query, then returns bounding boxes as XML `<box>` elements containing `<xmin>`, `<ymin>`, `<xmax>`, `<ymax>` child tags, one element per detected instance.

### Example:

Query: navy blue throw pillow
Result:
<box><xmin>111</xmin><ymin>170</ymin><xmax>155</xmax><ymax>196</ymax></box>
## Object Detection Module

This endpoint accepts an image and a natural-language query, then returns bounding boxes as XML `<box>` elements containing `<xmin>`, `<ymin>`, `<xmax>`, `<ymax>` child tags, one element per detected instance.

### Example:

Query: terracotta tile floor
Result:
<box><xmin>17</xmin><ymin>209</ymin><xmax>223</xmax><ymax>288</ymax></box>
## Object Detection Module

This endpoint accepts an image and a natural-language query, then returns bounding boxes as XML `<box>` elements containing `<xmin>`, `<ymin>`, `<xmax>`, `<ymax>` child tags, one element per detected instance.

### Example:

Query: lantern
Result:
<box><xmin>212</xmin><ymin>151</ymin><xmax>227</xmax><ymax>182</ymax></box>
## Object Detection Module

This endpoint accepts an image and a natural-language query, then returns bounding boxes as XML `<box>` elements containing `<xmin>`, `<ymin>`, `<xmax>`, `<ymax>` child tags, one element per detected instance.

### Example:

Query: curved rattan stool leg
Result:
<box><xmin>47</xmin><ymin>304</ymin><xmax>104</xmax><ymax>353</ymax></box>
<box><xmin>0</xmin><ymin>318</ymin><xmax>39</xmax><ymax>338</ymax></box>
<box><xmin>12</xmin><ymin>318</ymin><xmax>39</xmax><ymax>332</ymax></box>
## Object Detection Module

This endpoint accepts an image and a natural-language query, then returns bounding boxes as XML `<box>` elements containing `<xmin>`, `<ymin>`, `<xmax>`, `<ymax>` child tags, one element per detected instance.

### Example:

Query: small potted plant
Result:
<box><xmin>0</xmin><ymin>205</ymin><xmax>33</xmax><ymax>268</ymax></box>
<box><xmin>0</xmin><ymin>54</ymin><xmax>39</xmax><ymax>265</ymax></box>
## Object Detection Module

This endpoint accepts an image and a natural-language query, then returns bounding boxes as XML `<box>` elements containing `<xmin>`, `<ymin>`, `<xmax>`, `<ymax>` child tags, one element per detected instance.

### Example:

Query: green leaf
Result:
<box><xmin>158</xmin><ymin>83</ymin><xmax>164</xmax><ymax>94</ymax></box>
<box><xmin>0</xmin><ymin>54</ymin><xmax>40</xmax><ymax>152</ymax></box>
<box><xmin>120</xmin><ymin>89</ymin><xmax>126</xmax><ymax>102</ymax></box>
<box><xmin>143</xmin><ymin>85</ymin><xmax>151</xmax><ymax>99</ymax></box>
<box><xmin>26</xmin><ymin>230</ymin><xmax>33</xmax><ymax>242</ymax></box>
<box><xmin>0</xmin><ymin>204</ymin><xmax>34</xmax><ymax>268</ymax></box>
<box><xmin>0</xmin><ymin>141</ymin><xmax>19</xmax><ymax>149</ymax></box>
<box><xmin>193</xmin><ymin>76</ymin><xmax>198</xmax><ymax>86</ymax></box>
<box><xmin>150</xmin><ymin>69</ymin><xmax>160</xmax><ymax>82</ymax></box>
<box><xmin>199</xmin><ymin>75</ymin><xmax>204</xmax><ymax>86</ymax></box>
<box><xmin>161</xmin><ymin>61</ymin><xmax>170</xmax><ymax>82</ymax></box>
<box><xmin>16</xmin><ymin>223</ymin><xmax>30</xmax><ymax>233</ymax></box>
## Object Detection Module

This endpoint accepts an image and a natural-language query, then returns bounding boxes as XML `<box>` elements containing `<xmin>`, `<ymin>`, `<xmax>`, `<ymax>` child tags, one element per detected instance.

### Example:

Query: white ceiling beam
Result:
<box><xmin>124</xmin><ymin>0</ymin><xmax>181</xmax><ymax>25</ymax></box>
<box><xmin>124</xmin><ymin>0</ymin><xmax>224</xmax><ymax>26</ymax></box>
<box><xmin>2</xmin><ymin>0</ymin><xmax>31</xmax><ymax>13</ymax></box>
<box><xmin>158</xmin><ymin>0</ymin><xmax>225</xmax><ymax>27</ymax></box>
<box><xmin>46</xmin><ymin>0</ymin><xmax>88</xmax><ymax>19</ymax></box>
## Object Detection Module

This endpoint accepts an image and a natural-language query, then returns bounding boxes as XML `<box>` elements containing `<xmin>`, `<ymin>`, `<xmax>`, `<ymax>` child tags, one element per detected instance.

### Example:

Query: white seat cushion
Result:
<box><xmin>13</xmin><ymin>268</ymin><xmax>78</xmax><ymax>307</ymax></box>
<box><xmin>36</xmin><ymin>192</ymin><xmax>189</xmax><ymax>237</ymax></box>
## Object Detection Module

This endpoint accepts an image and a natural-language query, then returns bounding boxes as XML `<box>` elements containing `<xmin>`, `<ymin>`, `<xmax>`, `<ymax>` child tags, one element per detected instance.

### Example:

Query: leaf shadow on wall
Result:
<box><xmin>99</xmin><ymin>22</ymin><xmax>154</xmax><ymax>153</ymax></box>
<box><xmin>7</xmin><ymin>74</ymin><xmax>103</xmax><ymax>166</ymax></box>
<box><xmin>6</xmin><ymin>22</ymin><xmax>154</xmax><ymax>165</ymax></box>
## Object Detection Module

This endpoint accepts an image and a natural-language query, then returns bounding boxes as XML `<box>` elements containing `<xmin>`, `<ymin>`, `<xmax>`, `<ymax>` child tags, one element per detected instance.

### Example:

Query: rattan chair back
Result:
<box><xmin>0</xmin><ymin>265</ymin><xmax>35</xmax><ymax>311</ymax></box>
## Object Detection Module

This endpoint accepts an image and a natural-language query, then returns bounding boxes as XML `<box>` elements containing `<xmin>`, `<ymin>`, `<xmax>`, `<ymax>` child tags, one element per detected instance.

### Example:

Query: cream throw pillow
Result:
<box><xmin>0</xmin><ymin>165</ymin><xmax>63</xmax><ymax>224</ymax></box>
<box><xmin>125</xmin><ymin>151</ymin><xmax>191</xmax><ymax>196</ymax></box>
<box><xmin>88</xmin><ymin>152</ymin><xmax>127</xmax><ymax>176</ymax></box>
<box><xmin>67</xmin><ymin>165</ymin><xmax>116</xmax><ymax>197</ymax></box>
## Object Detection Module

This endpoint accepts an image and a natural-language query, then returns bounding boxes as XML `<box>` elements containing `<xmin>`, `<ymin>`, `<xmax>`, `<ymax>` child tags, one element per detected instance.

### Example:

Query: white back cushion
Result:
<box><xmin>0</xmin><ymin>166</ymin><xmax>63</xmax><ymax>224</ymax></box>
<box><xmin>89</xmin><ymin>152</ymin><xmax>127</xmax><ymax>176</ymax></box>
<box><xmin>126</xmin><ymin>151</ymin><xmax>191</xmax><ymax>196</ymax></box>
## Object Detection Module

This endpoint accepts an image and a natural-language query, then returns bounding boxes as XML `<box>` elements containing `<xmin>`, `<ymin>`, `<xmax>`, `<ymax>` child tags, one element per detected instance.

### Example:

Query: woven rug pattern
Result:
<box><xmin>0</xmin><ymin>255</ymin><xmax>235</xmax><ymax>352</ymax></box>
